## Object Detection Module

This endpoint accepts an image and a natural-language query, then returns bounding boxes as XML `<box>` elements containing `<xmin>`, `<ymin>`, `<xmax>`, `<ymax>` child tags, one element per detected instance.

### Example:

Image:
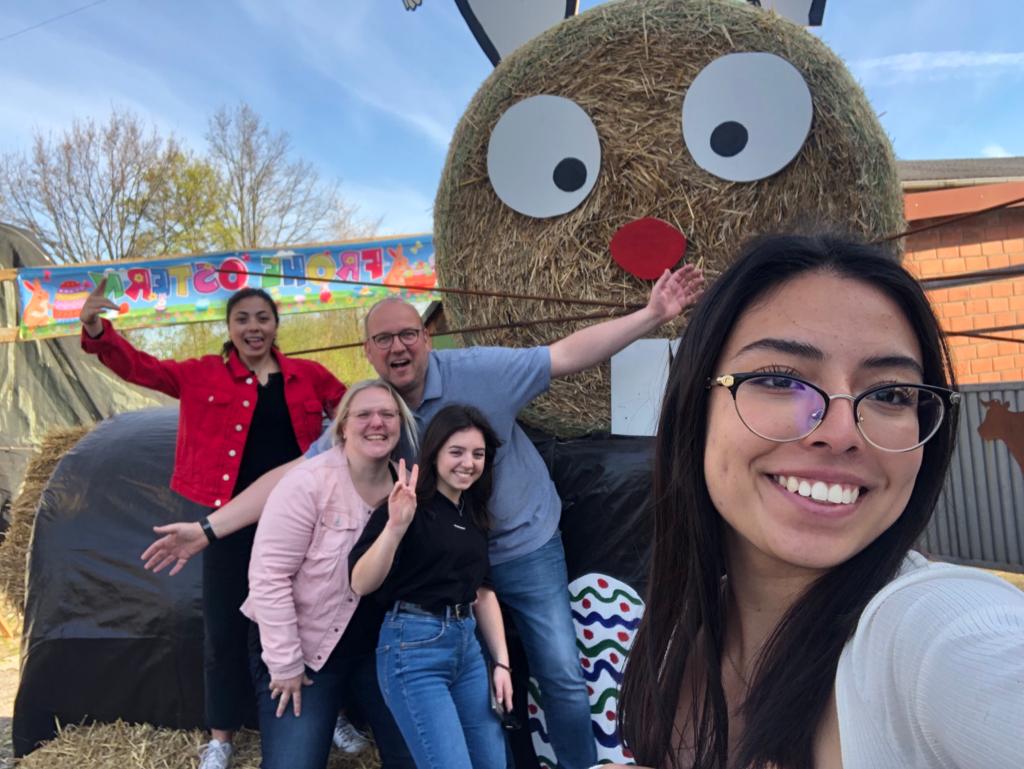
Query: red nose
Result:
<box><xmin>609</xmin><ymin>217</ymin><xmax>687</xmax><ymax>280</ymax></box>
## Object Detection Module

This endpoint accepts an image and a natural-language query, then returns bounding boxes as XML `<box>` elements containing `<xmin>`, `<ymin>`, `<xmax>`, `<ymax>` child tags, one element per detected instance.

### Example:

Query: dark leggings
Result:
<box><xmin>202</xmin><ymin>522</ymin><xmax>258</xmax><ymax>731</ymax></box>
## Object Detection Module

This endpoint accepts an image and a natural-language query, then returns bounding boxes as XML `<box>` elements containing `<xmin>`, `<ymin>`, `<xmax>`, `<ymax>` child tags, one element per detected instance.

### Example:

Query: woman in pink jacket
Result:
<box><xmin>242</xmin><ymin>379</ymin><xmax>417</xmax><ymax>769</ymax></box>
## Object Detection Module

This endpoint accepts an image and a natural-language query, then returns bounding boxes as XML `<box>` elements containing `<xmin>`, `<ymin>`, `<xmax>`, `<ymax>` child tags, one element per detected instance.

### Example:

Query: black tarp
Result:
<box><xmin>13</xmin><ymin>408</ymin><xmax>655</xmax><ymax>764</ymax></box>
<box><xmin>13</xmin><ymin>407</ymin><xmax>206</xmax><ymax>756</ymax></box>
<box><xmin>0</xmin><ymin>222</ymin><xmax>169</xmax><ymax>518</ymax></box>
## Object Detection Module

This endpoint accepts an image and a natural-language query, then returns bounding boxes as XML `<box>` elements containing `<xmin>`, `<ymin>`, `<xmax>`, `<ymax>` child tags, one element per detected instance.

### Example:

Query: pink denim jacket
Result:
<box><xmin>241</xmin><ymin>447</ymin><xmax>384</xmax><ymax>679</ymax></box>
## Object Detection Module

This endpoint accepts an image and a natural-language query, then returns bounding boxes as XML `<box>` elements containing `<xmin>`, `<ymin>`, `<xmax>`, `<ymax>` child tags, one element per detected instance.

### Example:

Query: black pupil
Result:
<box><xmin>553</xmin><ymin>157</ymin><xmax>587</xmax><ymax>192</ymax></box>
<box><xmin>710</xmin><ymin>121</ymin><xmax>748</xmax><ymax>158</ymax></box>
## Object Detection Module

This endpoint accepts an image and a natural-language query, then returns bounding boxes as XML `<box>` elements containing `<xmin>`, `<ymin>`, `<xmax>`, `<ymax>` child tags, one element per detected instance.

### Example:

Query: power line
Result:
<box><xmin>874</xmin><ymin>193</ymin><xmax>1024</xmax><ymax>246</ymax></box>
<box><xmin>0</xmin><ymin>0</ymin><xmax>110</xmax><ymax>44</ymax></box>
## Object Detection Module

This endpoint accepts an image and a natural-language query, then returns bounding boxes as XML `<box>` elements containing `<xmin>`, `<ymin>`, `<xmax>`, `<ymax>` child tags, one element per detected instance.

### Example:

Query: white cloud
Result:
<box><xmin>981</xmin><ymin>143</ymin><xmax>1012</xmax><ymax>158</ymax></box>
<box><xmin>232</xmin><ymin>0</ymin><xmax>479</xmax><ymax>151</ymax></box>
<box><xmin>852</xmin><ymin>50</ymin><xmax>1024</xmax><ymax>83</ymax></box>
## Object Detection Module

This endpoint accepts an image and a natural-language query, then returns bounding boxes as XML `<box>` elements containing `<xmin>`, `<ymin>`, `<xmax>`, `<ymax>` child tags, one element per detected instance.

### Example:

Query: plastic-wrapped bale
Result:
<box><xmin>434</xmin><ymin>0</ymin><xmax>904</xmax><ymax>436</ymax></box>
<box><xmin>0</xmin><ymin>427</ymin><xmax>92</xmax><ymax>628</ymax></box>
<box><xmin>518</xmin><ymin>428</ymin><xmax>656</xmax><ymax>766</ymax></box>
<box><xmin>12</xmin><ymin>407</ymin><xmax>206</xmax><ymax>757</ymax></box>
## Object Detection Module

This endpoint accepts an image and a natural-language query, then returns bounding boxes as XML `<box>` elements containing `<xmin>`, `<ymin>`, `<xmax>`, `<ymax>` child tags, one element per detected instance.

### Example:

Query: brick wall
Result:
<box><xmin>903</xmin><ymin>207</ymin><xmax>1024</xmax><ymax>385</ymax></box>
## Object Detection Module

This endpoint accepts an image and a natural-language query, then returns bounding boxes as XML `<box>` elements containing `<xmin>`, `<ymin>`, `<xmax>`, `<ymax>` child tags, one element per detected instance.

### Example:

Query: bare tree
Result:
<box><xmin>1</xmin><ymin>104</ymin><xmax>378</xmax><ymax>264</ymax></box>
<box><xmin>0</xmin><ymin>110</ymin><xmax>181</xmax><ymax>263</ymax></box>
<box><xmin>206</xmin><ymin>103</ymin><xmax>348</xmax><ymax>249</ymax></box>
<box><xmin>331</xmin><ymin>197</ymin><xmax>382</xmax><ymax>242</ymax></box>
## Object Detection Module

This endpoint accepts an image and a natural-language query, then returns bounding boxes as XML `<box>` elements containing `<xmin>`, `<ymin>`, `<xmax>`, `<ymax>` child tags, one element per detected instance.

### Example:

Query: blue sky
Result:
<box><xmin>1</xmin><ymin>0</ymin><xmax>1022</xmax><ymax>236</ymax></box>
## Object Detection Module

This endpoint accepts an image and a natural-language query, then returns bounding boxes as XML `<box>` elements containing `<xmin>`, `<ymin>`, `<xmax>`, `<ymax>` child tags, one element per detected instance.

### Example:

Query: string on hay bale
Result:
<box><xmin>0</xmin><ymin>425</ymin><xmax>92</xmax><ymax>625</ymax></box>
<box><xmin>17</xmin><ymin>722</ymin><xmax>381</xmax><ymax>769</ymax></box>
<box><xmin>434</xmin><ymin>0</ymin><xmax>904</xmax><ymax>436</ymax></box>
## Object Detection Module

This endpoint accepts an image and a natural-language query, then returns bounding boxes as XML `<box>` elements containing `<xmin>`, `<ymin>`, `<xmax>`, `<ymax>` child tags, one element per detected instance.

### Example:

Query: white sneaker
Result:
<box><xmin>332</xmin><ymin>713</ymin><xmax>370</xmax><ymax>753</ymax></box>
<box><xmin>198</xmin><ymin>738</ymin><xmax>233</xmax><ymax>769</ymax></box>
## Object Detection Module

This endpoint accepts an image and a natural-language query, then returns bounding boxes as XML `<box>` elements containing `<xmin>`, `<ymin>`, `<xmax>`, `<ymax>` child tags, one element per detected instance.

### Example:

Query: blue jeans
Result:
<box><xmin>490</xmin><ymin>533</ymin><xmax>596</xmax><ymax>769</ymax></box>
<box><xmin>249</xmin><ymin>627</ymin><xmax>414</xmax><ymax>769</ymax></box>
<box><xmin>377</xmin><ymin>609</ymin><xmax>506</xmax><ymax>769</ymax></box>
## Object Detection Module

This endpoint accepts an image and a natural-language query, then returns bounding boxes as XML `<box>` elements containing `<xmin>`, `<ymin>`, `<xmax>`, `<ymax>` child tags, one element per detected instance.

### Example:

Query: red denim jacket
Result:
<box><xmin>82</xmin><ymin>318</ymin><xmax>345</xmax><ymax>507</ymax></box>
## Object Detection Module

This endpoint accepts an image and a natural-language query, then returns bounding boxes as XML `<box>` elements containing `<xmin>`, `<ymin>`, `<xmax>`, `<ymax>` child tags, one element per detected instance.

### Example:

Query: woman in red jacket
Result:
<box><xmin>81</xmin><ymin>280</ymin><xmax>345</xmax><ymax>769</ymax></box>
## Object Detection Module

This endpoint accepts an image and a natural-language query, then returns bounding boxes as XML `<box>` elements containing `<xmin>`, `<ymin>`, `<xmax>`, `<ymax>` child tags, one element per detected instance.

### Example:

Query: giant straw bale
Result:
<box><xmin>0</xmin><ymin>426</ymin><xmax>91</xmax><ymax>623</ymax></box>
<box><xmin>435</xmin><ymin>0</ymin><xmax>904</xmax><ymax>435</ymax></box>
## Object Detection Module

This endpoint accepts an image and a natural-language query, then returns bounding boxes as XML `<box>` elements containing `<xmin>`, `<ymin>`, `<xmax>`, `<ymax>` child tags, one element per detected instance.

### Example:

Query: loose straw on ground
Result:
<box><xmin>17</xmin><ymin>722</ymin><xmax>381</xmax><ymax>769</ymax></box>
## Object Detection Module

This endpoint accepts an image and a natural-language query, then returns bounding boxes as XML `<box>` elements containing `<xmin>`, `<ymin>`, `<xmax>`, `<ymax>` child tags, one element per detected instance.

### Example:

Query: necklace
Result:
<box><xmin>453</xmin><ymin>496</ymin><xmax>466</xmax><ymax>530</ymax></box>
<box><xmin>724</xmin><ymin>647</ymin><xmax>750</xmax><ymax>689</ymax></box>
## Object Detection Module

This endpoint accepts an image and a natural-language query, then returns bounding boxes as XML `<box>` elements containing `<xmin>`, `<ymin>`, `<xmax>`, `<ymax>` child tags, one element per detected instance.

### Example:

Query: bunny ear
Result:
<box><xmin>747</xmin><ymin>0</ymin><xmax>827</xmax><ymax>26</ymax></box>
<box><xmin>455</xmin><ymin>0</ymin><xmax>578</xmax><ymax>66</ymax></box>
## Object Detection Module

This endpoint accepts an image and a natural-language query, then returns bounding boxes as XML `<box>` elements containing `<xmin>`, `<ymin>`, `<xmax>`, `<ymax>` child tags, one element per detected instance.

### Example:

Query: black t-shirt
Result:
<box><xmin>348</xmin><ymin>491</ymin><xmax>490</xmax><ymax>611</ymax></box>
<box><xmin>232</xmin><ymin>372</ymin><xmax>302</xmax><ymax>496</ymax></box>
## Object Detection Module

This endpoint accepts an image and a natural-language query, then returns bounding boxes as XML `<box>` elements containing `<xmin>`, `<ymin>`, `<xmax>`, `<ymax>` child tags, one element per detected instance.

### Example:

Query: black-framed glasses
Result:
<box><xmin>708</xmin><ymin>373</ymin><xmax>960</xmax><ymax>453</ymax></box>
<box><xmin>369</xmin><ymin>327</ymin><xmax>422</xmax><ymax>349</ymax></box>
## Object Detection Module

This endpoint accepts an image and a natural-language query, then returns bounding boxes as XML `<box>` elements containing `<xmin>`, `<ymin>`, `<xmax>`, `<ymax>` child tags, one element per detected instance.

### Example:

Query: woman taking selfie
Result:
<box><xmin>617</xmin><ymin>234</ymin><xmax>1024</xmax><ymax>769</ymax></box>
<box><xmin>81</xmin><ymin>283</ymin><xmax>345</xmax><ymax>769</ymax></box>
<box><xmin>350</xmin><ymin>404</ymin><xmax>513</xmax><ymax>769</ymax></box>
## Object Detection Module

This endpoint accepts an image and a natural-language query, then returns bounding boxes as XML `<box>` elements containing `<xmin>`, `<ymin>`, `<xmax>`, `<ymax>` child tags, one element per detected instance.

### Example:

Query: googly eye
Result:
<box><xmin>682</xmin><ymin>53</ymin><xmax>813</xmax><ymax>182</ymax></box>
<box><xmin>486</xmin><ymin>95</ymin><xmax>601</xmax><ymax>219</ymax></box>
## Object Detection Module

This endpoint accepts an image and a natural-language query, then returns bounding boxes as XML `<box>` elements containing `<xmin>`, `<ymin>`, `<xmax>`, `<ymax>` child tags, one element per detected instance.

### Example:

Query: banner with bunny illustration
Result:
<box><xmin>15</xmin><ymin>234</ymin><xmax>438</xmax><ymax>340</ymax></box>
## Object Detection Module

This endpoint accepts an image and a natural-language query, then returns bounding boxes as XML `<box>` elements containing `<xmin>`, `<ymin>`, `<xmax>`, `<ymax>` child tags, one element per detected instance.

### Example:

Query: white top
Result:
<box><xmin>836</xmin><ymin>551</ymin><xmax>1024</xmax><ymax>768</ymax></box>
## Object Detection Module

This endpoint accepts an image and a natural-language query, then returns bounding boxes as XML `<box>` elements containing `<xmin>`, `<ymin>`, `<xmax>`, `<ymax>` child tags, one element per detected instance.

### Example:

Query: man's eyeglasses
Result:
<box><xmin>708</xmin><ymin>373</ymin><xmax>960</xmax><ymax>453</ymax></box>
<box><xmin>369</xmin><ymin>328</ymin><xmax>422</xmax><ymax>349</ymax></box>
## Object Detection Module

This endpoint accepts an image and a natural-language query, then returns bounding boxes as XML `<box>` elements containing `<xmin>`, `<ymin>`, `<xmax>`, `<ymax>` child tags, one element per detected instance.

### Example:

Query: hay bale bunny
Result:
<box><xmin>433</xmin><ymin>0</ymin><xmax>903</xmax><ymax>436</ymax></box>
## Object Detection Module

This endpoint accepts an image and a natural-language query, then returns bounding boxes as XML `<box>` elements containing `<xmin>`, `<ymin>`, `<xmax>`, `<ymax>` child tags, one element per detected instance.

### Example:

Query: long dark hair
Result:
<box><xmin>221</xmin><ymin>287</ymin><xmax>280</xmax><ymax>358</ymax></box>
<box><xmin>415</xmin><ymin>405</ymin><xmax>502</xmax><ymax>531</ymax></box>
<box><xmin>618</xmin><ymin>234</ymin><xmax>958</xmax><ymax>769</ymax></box>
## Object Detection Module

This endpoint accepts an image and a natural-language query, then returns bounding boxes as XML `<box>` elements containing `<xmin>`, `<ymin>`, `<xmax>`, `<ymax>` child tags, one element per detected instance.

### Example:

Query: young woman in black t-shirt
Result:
<box><xmin>350</xmin><ymin>405</ymin><xmax>513</xmax><ymax>769</ymax></box>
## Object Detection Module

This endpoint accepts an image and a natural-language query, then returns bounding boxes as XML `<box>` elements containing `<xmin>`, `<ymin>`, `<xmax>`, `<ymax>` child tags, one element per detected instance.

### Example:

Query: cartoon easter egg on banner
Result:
<box><xmin>528</xmin><ymin>574</ymin><xmax>644</xmax><ymax>767</ymax></box>
<box><xmin>432</xmin><ymin>0</ymin><xmax>902</xmax><ymax>436</ymax></box>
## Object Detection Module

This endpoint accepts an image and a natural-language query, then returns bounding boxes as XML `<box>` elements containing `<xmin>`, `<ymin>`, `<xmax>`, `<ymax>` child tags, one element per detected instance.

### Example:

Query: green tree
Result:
<box><xmin>134</xmin><ymin>150</ymin><xmax>229</xmax><ymax>257</ymax></box>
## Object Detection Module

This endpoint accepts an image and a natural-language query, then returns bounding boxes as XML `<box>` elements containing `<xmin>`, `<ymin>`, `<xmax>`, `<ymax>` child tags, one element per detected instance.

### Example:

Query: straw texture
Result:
<box><xmin>435</xmin><ymin>0</ymin><xmax>903</xmax><ymax>435</ymax></box>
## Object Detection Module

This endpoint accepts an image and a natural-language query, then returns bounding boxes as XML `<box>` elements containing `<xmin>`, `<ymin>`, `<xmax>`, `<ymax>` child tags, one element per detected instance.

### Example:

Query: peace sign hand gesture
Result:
<box><xmin>386</xmin><ymin>459</ymin><xmax>419</xmax><ymax>535</ymax></box>
<box><xmin>80</xmin><ymin>277</ymin><xmax>119</xmax><ymax>337</ymax></box>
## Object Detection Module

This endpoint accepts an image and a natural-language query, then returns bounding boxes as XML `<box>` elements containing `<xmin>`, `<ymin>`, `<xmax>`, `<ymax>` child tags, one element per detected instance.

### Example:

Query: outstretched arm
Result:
<box><xmin>548</xmin><ymin>264</ymin><xmax>704</xmax><ymax>379</ymax></box>
<box><xmin>141</xmin><ymin>457</ymin><xmax>303</xmax><ymax>575</ymax></box>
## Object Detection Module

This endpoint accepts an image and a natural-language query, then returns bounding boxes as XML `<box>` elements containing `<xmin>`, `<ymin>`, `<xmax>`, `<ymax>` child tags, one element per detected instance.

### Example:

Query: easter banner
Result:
<box><xmin>16</xmin><ymin>235</ymin><xmax>438</xmax><ymax>340</ymax></box>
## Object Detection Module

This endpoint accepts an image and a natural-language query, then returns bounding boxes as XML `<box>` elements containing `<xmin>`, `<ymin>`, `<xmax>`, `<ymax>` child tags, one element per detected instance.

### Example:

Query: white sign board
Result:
<box><xmin>610</xmin><ymin>338</ymin><xmax>680</xmax><ymax>436</ymax></box>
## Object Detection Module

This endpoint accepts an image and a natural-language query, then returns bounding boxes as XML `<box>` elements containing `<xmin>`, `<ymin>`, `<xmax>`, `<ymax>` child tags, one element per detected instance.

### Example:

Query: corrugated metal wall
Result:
<box><xmin>922</xmin><ymin>382</ymin><xmax>1024</xmax><ymax>572</ymax></box>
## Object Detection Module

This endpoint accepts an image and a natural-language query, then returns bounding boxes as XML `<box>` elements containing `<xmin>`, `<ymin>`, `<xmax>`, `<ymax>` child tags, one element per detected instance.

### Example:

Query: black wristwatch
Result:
<box><xmin>199</xmin><ymin>516</ymin><xmax>218</xmax><ymax>544</ymax></box>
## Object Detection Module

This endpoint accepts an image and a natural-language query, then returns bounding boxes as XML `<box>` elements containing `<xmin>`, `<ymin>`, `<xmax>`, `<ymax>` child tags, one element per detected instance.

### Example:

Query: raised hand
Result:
<box><xmin>647</xmin><ymin>263</ymin><xmax>705</xmax><ymax>323</ymax></box>
<box><xmin>80</xmin><ymin>276</ymin><xmax>119</xmax><ymax>336</ymax></box>
<box><xmin>140</xmin><ymin>522</ymin><xmax>208</xmax><ymax>576</ymax></box>
<box><xmin>386</xmin><ymin>459</ymin><xmax>419</xmax><ymax>534</ymax></box>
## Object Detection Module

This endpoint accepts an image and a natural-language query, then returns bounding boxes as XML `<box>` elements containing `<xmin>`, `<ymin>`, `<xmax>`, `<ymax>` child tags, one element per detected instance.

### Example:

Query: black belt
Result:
<box><xmin>394</xmin><ymin>600</ymin><xmax>474</xmax><ymax>620</ymax></box>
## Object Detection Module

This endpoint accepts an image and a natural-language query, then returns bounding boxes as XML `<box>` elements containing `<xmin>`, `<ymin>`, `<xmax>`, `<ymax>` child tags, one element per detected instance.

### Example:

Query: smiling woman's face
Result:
<box><xmin>703</xmin><ymin>271</ymin><xmax>925</xmax><ymax>574</ymax></box>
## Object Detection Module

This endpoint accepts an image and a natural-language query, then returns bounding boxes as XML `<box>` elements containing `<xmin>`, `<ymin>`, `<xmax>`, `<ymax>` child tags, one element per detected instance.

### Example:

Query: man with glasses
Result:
<box><xmin>144</xmin><ymin>265</ymin><xmax>704</xmax><ymax>768</ymax></box>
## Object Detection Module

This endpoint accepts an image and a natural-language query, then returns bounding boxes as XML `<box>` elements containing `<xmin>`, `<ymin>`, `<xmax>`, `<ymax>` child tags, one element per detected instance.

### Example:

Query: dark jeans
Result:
<box><xmin>202</xmin><ymin>522</ymin><xmax>258</xmax><ymax>731</ymax></box>
<box><xmin>490</xmin><ymin>533</ymin><xmax>596</xmax><ymax>769</ymax></box>
<box><xmin>248</xmin><ymin>626</ymin><xmax>415</xmax><ymax>769</ymax></box>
